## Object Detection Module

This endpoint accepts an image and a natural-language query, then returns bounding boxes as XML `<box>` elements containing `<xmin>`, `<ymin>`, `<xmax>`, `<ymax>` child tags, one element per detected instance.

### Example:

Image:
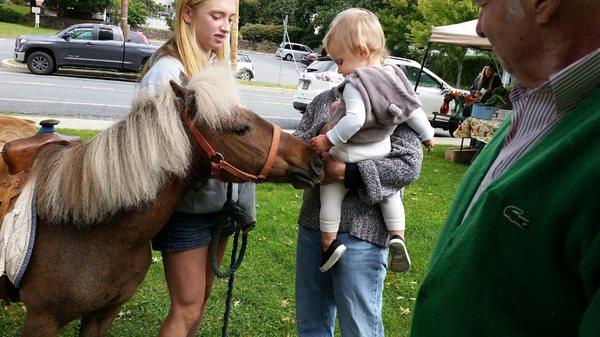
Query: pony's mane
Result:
<box><xmin>34</xmin><ymin>66</ymin><xmax>240</xmax><ymax>226</ymax></box>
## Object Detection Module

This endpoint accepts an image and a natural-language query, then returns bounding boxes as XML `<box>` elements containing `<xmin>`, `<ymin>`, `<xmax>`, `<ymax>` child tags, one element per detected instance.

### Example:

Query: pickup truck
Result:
<box><xmin>14</xmin><ymin>23</ymin><xmax>159</xmax><ymax>75</ymax></box>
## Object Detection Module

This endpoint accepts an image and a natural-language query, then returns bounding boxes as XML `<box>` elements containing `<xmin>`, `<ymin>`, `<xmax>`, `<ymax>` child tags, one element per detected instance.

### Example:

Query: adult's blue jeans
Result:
<box><xmin>295</xmin><ymin>226</ymin><xmax>387</xmax><ymax>337</ymax></box>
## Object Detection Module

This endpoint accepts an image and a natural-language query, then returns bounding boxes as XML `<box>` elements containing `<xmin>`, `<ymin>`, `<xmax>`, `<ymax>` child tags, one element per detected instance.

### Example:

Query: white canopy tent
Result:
<box><xmin>414</xmin><ymin>19</ymin><xmax>509</xmax><ymax>89</ymax></box>
<box><xmin>429</xmin><ymin>20</ymin><xmax>492</xmax><ymax>50</ymax></box>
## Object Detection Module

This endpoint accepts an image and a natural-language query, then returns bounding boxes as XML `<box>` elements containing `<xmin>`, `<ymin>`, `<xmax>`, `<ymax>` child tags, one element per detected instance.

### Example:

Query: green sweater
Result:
<box><xmin>411</xmin><ymin>89</ymin><xmax>600</xmax><ymax>337</ymax></box>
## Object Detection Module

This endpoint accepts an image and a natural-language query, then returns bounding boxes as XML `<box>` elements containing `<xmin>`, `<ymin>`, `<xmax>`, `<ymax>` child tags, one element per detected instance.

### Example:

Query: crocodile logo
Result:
<box><xmin>503</xmin><ymin>206</ymin><xmax>529</xmax><ymax>229</ymax></box>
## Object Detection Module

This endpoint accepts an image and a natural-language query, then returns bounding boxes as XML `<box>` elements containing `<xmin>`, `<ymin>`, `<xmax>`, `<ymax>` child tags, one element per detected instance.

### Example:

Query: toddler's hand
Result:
<box><xmin>310</xmin><ymin>134</ymin><xmax>332</xmax><ymax>154</ymax></box>
<box><xmin>423</xmin><ymin>139</ymin><xmax>435</xmax><ymax>150</ymax></box>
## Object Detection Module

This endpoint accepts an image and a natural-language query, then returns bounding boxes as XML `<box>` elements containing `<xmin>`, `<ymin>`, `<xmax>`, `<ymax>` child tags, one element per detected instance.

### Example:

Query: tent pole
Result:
<box><xmin>415</xmin><ymin>42</ymin><xmax>431</xmax><ymax>92</ymax></box>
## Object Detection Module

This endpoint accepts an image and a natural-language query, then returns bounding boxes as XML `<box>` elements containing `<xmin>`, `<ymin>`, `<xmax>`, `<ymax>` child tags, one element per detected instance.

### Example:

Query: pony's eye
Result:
<box><xmin>232</xmin><ymin>125</ymin><xmax>252</xmax><ymax>136</ymax></box>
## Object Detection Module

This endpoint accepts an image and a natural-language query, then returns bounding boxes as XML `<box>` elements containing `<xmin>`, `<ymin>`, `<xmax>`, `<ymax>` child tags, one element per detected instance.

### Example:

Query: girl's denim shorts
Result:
<box><xmin>152</xmin><ymin>211</ymin><xmax>236</xmax><ymax>252</ymax></box>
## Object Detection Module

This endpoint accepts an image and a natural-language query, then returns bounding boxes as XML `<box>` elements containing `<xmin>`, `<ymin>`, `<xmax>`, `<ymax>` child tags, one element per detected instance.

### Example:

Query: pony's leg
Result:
<box><xmin>78</xmin><ymin>303</ymin><xmax>124</xmax><ymax>337</ymax></box>
<box><xmin>22</xmin><ymin>312</ymin><xmax>60</xmax><ymax>337</ymax></box>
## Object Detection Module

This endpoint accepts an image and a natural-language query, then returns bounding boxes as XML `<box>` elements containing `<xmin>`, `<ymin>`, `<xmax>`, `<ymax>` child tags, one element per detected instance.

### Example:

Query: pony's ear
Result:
<box><xmin>169</xmin><ymin>80</ymin><xmax>188</xmax><ymax>99</ymax></box>
<box><xmin>178</xmin><ymin>71</ymin><xmax>189</xmax><ymax>86</ymax></box>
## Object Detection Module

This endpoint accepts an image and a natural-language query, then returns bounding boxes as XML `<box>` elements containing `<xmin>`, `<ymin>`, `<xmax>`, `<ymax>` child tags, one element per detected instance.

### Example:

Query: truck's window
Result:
<box><xmin>70</xmin><ymin>28</ymin><xmax>93</xmax><ymax>40</ymax></box>
<box><xmin>127</xmin><ymin>34</ymin><xmax>143</xmax><ymax>44</ymax></box>
<box><xmin>99</xmin><ymin>29</ymin><xmax>113</xmax><ymax>41</ymax></box>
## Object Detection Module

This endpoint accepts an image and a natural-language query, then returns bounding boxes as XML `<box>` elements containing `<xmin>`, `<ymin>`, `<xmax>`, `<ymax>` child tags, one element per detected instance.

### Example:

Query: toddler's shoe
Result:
<box><xmin>388</xmin><ymin>235</ymin><xmax>411</xmax><ymax>273</ymax></box>
<box><xmin>319</xmin><ymin>239</ymin><xmax>346</xmax><ymax>272</ymax></box>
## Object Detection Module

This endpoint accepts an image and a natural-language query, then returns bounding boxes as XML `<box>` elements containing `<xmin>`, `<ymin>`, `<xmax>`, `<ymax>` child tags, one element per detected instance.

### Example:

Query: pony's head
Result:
<box><xmin>33</xmin><ymin>66</ymin><xmax>322</xmax><ymax>226</ymax></box>
<box><xmin>170</xmin><ymin>68</ymin><xmax>323</xmax><ymax>189</ymax></box>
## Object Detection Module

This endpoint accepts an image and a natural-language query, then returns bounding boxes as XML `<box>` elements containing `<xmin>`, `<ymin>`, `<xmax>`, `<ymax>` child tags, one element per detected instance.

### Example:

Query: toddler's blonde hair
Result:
<box><xmin>323</xmin><ymin>8</ymin><xmax>388</xmax><ymax>62</ymax></box>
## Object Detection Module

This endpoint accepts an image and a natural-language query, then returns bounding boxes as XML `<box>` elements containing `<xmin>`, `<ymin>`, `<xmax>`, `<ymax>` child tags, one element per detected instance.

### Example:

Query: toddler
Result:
<box><xmin>309</xmin><ymin>8</ymin><xmax>434</xmax><ymax>273</ymax></box>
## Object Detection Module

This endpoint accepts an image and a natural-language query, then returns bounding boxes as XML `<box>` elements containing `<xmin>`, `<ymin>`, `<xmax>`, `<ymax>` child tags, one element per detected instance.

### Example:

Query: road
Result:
<box><xmin>0</xmin><ymin>37</ymin><xmax>308</xmax><ymax>129</ymax></box>
<box><xmin>0</xmin><ymin>69</ymin><xmax>302</xmax><ymax>129</ymax></box>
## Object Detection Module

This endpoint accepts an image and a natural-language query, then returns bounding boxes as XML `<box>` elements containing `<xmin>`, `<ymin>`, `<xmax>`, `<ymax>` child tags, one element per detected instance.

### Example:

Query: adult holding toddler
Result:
<box><xmin>308</xmin><ymin>8</ymin><xmax>435</xmax><ymax>273</ymax></box>
<box><xmin>294</xmin><ymin>8</ymin><xmax>427</xmax><ymax>337</ymax></box>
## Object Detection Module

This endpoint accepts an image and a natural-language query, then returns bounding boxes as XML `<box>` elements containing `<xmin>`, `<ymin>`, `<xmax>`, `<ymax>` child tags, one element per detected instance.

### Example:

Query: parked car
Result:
<box><xmin>300</xmin><ymin>52</ymin><xmax>320</xmax><ymax>66</ymax></box>
<box><xmin>275</xmin><ymin>42</ymin><xmax>313</xmax><ymax>61</ymax></box>
<box><xmin>293</xmin><ymin>56</ymin><xmax>464</xmax><ymax>133</ymax></box>
<box><xmin>236</xmin><ymin>52</ymin><xmax>255</xmax><ymax>81</ymax></box>
<box><xmin>14</xmin><ymin>23</ymin><xmax>159</xmax><ymax>75</ymax></box>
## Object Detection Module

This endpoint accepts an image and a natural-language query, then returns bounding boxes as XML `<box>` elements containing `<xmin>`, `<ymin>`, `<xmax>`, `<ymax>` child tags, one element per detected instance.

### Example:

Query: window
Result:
<box><xmin>98</xmin><ymin>29</ymin><xmax>113</xmax><ymax>41</ymax></box>
<box><xmin>69</xmin><ymin>28</ymin><xmax>93</xmax><ymax>40</ymax></box>
<box><xmin>307</xmin><ymin>60</ymin><xmax>337</xmax><ymax>73</ymax></box>
<box><xmin>292</xmin><ymin>44</ymin><xmax>305</xmax><ymax>51</ymax></box>
<box><xmin>127</xmin><ymin>33</ymin><xmax>144</xmax><ymax>44</ymax></box>
<box><xmin>403</xmin><ymin>66</ymin><xmax>441</xmax><ymax>88</ymax></box>
<box><xmin>237</xmin><ymin>54</ymin><xmax>250</xmax><ymax>63</ymax></box>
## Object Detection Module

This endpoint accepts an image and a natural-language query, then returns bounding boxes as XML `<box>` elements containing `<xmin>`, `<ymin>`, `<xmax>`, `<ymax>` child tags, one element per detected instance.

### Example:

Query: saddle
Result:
<box><xmin>0</xmin><ymin>119</ymin><xmax>81</xmax><ymax>305</ymax></box>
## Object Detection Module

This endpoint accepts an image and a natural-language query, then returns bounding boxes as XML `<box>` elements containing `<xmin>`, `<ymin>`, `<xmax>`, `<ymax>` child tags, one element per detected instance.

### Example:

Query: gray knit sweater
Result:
<box><xmin>293</xmin><ymin>89</ymin><xmax>423</xmax><ymax>247</ymax></box>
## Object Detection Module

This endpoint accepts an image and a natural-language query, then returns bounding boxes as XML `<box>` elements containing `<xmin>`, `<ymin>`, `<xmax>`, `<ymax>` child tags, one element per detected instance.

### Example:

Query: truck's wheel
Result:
<box><xmin>284</xmin><ymin>54</ymin><xmax>293</xmax><ymax>61</ymax></box>
<box><xmin>27</xmin><ymin>51</ymin><xmax>55</xmax><ymax>75</ymax></box>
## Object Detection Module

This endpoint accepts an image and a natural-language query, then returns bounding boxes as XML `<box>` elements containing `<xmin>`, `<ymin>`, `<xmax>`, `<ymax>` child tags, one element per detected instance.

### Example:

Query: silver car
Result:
<box><xmin>275</xmin><ymin>42</ymin><xmax>313</xmax><ymax>61</ymax></box>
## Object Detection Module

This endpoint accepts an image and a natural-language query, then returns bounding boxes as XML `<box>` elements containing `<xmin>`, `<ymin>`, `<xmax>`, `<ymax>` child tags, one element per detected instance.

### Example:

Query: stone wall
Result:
<box><xmin>239</xmin><ymin>40</ymin><xmax>277</xmax><ymax>54</ymax></box>
<box><xmin>136</xmin><ymin>27</ymin><xmax>173</xmax><ymax>41</ymax></box>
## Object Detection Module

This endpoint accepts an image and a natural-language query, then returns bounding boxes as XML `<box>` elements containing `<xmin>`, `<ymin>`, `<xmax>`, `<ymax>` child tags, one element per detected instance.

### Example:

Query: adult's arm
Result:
<box><xmin>293</xmin><ymin>89</ymin><xmax>336</xmax><ymax>143</ymax></box>
<box><xmin>353</xmin><ymin>125</ymin><xmax>423</xmax><ymax>205</ymax></box>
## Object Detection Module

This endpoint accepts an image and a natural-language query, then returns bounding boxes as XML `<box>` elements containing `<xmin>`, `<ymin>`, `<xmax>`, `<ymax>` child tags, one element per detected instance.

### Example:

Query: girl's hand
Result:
<box><xmin>310</xmin><ymin>134</ymin><xmax>332</xmax><ymax>154</ymax></box>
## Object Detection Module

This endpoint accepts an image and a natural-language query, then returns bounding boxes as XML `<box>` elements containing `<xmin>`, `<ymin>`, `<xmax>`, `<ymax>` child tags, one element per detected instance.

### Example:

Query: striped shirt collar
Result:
<box><xmin>509</xmin><ymin>48</ymin><xmax>600</xmax><ymax>116</ymax></box>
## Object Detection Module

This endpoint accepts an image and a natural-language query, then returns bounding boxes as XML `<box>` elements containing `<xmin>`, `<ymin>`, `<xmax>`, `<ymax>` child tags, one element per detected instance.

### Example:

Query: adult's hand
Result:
<box><xmin>322</xmin><ymin>152</ymin><xmax>345</xmax><ymax>185</ymax></box>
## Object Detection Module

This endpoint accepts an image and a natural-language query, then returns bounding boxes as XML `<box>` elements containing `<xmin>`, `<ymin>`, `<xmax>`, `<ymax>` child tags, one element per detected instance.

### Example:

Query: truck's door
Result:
<box><xmin>57</xmin><ymin>26</ymin><xmax>95</xmax><ymax>66</ymax></box>
<box><xmin>93</xmin><ymin>26</ymin><xmax>124</xmax><ymax>70</ymax></box>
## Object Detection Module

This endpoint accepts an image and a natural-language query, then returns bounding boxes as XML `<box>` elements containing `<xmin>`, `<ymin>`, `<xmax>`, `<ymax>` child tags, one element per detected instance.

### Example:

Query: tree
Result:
<box><xmin>111</xmin><ymin>0</ymin><xmax>148</xmax><ymax>28</ymax></box>
<box><xmin>44</xmin><ymin>0</ymin><xmax>112</xmax><ymax>18</ymax></box>
<box><xmin>377</xmin><ymin>0</ymin><xmax>422</xmax><ymax>57</ymax></box>
<box><xmin>407</xmin><ymin>0</ymin><xmax>479</xmax><ymax>87</ymax></box>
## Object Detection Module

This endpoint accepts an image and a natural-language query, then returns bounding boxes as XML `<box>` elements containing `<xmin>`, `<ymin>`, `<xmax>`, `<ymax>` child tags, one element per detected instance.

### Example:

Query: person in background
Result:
<box><xmin>411</xmin><ymin>0</ymin><xmax>599</xmax><ymax>336</ymax></box>
<box><xmin>139</xmin><ymin>1</ymin><xmax>256</xmax><ymax>336</ymax></box>
<box><xmin>470</xmin><ymin>64</ymin><xmax>503</xmax><ymax>103</ymax></box>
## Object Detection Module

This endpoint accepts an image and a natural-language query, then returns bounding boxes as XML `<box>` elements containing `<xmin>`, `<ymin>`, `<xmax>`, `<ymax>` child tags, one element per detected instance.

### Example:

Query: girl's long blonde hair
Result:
<box><xmin>141</xmin><ymin>0</ymin><xmax>227</xmax><ymax>78</ymax></box>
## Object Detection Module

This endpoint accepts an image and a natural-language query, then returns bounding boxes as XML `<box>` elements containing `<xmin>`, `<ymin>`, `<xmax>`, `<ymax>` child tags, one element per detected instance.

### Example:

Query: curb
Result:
<box><xmin>2</xmin><ymin>58</ymin><xmax>139</xmax><ymax>81</ymax></box>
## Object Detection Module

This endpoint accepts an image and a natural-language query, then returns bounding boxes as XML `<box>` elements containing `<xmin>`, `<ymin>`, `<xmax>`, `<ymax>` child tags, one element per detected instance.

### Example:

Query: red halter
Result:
<box><xmin>182</xmin><ymin>113</ymin><xmax>281</xmax><ymax>183</ymax></box>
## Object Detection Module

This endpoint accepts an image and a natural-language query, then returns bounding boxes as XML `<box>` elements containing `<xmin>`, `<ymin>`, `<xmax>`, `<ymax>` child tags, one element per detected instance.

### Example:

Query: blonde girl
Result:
<box><xmin>140</xmin><ymin>1</ymin><xmax>257</xmax><ymax>336</ymax></box>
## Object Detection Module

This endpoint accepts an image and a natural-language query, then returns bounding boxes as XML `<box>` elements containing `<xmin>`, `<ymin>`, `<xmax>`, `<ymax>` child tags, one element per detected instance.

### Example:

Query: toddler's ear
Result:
<box><xmin>358</xmin><ymin>46</ymin><xmax>370</xmax><ymax>60</ymax></box>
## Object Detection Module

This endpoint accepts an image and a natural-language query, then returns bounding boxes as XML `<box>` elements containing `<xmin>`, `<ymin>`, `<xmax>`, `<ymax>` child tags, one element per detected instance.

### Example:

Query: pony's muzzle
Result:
<box><xmin>288</xmin><ymin>154</ymin><xmax>323</xmax><ymax>189</ymax></box>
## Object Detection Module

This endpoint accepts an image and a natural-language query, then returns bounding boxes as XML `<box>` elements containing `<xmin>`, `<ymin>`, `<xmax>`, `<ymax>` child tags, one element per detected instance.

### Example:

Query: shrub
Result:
<box><xmin>240</xmin><ymin>23</ymin><xmax>308</xmax><ymax>46</ymax></box>
<box><xmin>0</xmin><ymin>6</ymin><xmax>22</xmax><ymax>23</ymax></box>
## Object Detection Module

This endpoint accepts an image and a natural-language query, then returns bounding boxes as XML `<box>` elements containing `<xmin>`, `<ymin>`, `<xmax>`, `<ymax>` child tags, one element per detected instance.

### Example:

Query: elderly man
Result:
<box><xmin>411</xmin><ymin>0</ymin><xmax>599</xmax><ymax>336</ymax></box>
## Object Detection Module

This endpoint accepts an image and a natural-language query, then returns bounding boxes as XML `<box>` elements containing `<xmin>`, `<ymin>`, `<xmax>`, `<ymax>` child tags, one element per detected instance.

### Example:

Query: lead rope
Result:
<box><xmin>209</xmin><ymin>182</ymin><xmax>255</xmax><ymax>337</ymax></box>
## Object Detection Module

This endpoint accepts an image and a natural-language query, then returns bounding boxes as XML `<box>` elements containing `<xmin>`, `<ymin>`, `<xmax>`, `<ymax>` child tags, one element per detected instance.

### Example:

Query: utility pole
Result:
<box><xmin>229</xmin><ymin>0</ymin><xmax>239</xmax><ymax>72</ymax></box>
<box><xmin>120</xmin><ymin>0</ymin><xmax>129</xmax><ymax>41</ymax></box>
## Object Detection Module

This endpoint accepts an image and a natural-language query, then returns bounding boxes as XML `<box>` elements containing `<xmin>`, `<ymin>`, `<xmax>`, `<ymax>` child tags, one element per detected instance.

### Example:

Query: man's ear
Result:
<box><xmin>532</xmin><ymin>0</ymin><xmax>562</xmax><ymax>23</ymax></box>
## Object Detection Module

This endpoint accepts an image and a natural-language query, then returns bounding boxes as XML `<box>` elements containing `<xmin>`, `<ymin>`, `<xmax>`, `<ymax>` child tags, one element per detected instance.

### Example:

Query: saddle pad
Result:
<box><xmin>0</xmin><ymin>177</ymin><xmax>36</xmax><ymax>288</ymax></box>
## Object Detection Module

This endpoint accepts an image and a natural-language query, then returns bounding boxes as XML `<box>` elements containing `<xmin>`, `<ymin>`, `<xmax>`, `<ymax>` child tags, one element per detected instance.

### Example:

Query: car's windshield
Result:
<box><xmin>307</xmin><ymin>61</ymin><xmax>336</xmax><ymax>73</ymax></box>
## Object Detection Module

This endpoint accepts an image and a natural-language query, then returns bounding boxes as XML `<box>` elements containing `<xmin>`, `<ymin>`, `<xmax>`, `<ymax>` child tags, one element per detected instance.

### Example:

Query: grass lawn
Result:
<box><xmin>0</xmin><ymin>22</ymin><xmax>58</xmax><ymax>39</ymax></box>
<box><xmin>0</xmin><ymin>128</ymin><xmax>469</xmax><ymax>336</ymax></box>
